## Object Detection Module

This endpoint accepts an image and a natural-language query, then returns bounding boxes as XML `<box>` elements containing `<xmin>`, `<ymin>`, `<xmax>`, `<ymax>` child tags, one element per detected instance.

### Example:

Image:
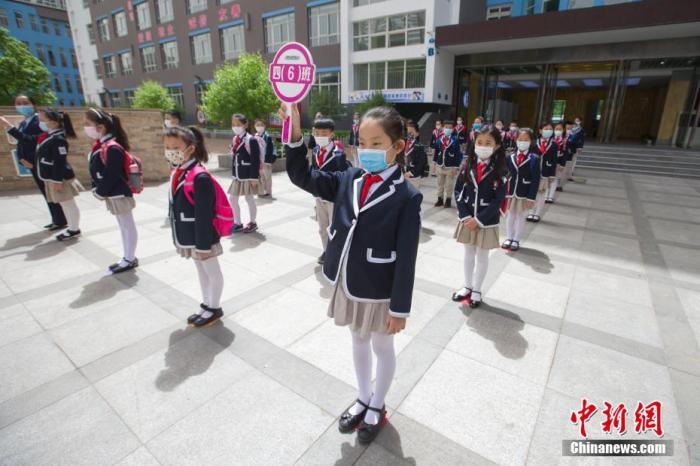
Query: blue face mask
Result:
<box><xmin>443</xmin><ymin>128</ymin><xmax>453</xmax><ymax>137</ymax></box>
<box><xmin>38</xmin><ymin>121</ymin><xmax>49</xmax><ymax>132</ymax></box>
<box><xmin>473</xmin><ymin>123</ymin><xmax>481</xmax><ymax>130</ymax></box>
<box><xmin>358</xmin><ymin>149</ymin><xmax>389</xmax><ymax>173</ymax></box>
<box><xmin>16</xmin><ymin>105</ymin><xmax>34</xmax><ymax>117</ymax></box>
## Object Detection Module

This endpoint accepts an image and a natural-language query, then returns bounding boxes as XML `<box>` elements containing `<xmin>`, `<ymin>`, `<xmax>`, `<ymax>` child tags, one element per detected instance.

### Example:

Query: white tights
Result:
<box><xmin>60</xmin><ymin>199</ymin><xmax>80</xmax><ymax>231</ymax></box>
<box><xmin>115</xmin><ymin>211</ymin><xmax>138</xmax><ymax>263</ymax></box>
<box><xmin>349</xmin><ymin>329</ymin><xmax>396</xmax><ymax>425</ymax></box>
<box><xmin>230</xmin><ymin>194</ymin><xmax>257</xmax><ymax>224</ymax></box>
<box><xmin>547</xmin><ymin>178</ymin><xmax>558</xmax><ymax>199</ymax></box>
<box><xmin>194</xmin><ymin>256</ymin><xmax>224</xmax><ymax>309</ymax></box>
<box><xmin>463</xmin><ymin>244</ymin><xmax>490</xmax><ymax>293</ymax></box>
<box><xmin>505</xmin><ymin>209</ymin><xmax>528</xmax><ymax>243</ymax></box>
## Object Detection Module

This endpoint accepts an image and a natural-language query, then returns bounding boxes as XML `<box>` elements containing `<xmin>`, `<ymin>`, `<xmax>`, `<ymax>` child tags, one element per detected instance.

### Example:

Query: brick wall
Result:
<box><xmin>0</xmin><ymin>107</ymin><xmax>170</xmax><ymax>192</ymax></box>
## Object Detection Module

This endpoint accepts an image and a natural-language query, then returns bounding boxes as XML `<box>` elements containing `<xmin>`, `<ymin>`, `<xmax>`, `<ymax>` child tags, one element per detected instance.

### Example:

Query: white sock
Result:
<box><xmin>60</xmin><ymin>199</ymin><xmax>80</xmax><ymax>231</ymax></box>
<box><xmin>244</xmin><ymin>195</ymin><xmax>257</xmax><ymax>224</ymax></box>
<box><xmin>230</xmin><ymin>195</ymin><xmax>241</xmax><ymax>225</ymax></box>
<box><xmin>473</xmin><ymin>247</ymin><xmax>490</xmax><ymax>292</ymax></box>
<box><xmin>200</xmin><ymin>256</ymin><xmax>223</xmax><ymax>308</ymax></box>
<box><xmin>194</xmin><ymin>260</ymin><xmax>210</xmax><ymax>307</ymax></box>
<box><xmin>506</xmin><ymin>210</ymin><xmax>517</xmax><ymax>240</ymax></box>
<box><xmin>366</xmin><ymin>332</ymin><xmax>396</xmax><ymax>425</ymax></box>
<box><xmin>349</xmin><ymin>330</ymin><xmax>372</xmax><ymax>416</ymax></box>
<box><xmin>548</xmin><ymin>178</ymin><xmax>558</xmax><ymax>198</ymax></box>
<box><xmin>514</xmin><ymin>211</ymin><xmax>527</xmax><ymax>242</ymax></box>
<box><xmin>535</xmin><ymin>193</ymin><xmax>546</xmax><ymax>216</ymax></box>
<box><xmin>115</xmin><ymin>211</ymin><xmax>137</xmax><ymax>261</ymax></box>
<box><xmin>463</xmin><ymin>244</ymin><xmax>476</xmax><ymax>289</ymax></box>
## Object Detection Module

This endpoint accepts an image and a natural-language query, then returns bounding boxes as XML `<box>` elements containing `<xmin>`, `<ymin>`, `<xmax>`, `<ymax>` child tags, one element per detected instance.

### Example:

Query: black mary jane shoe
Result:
<box><xmin>451</xmin><ymin>287</ymin><xmax>472</xmax><ymax>302</ymax></box>
<box><xmin>48</xmin><ymin>223</ymin><xmax>67</xmax><ymax>231</ymax></box>
<box><xmin>509</xmin><ymin>241</ymin><xmax>520</xmax><ymax>252</ymax></box>
<box><xmin>108</xmin><ymin>258</ymin><xmax>125</xmax><ymax>272</ymax></box>
<box><xmin>531</xmin><ymin>215</ymin><xmax>541</xmax><ymax>223</ymax></box>
<box><xmin>338</xmin><ymin>398</ymin><xmax>369</xmax><ymax>434</ymax></box>
<box><xmin>56</xmin><ymin>229</ymin><xmax>81</xmax><ymax>241</ymax></box>
<box><xmin>111</xmin><ymin>258</ymin><xmax>139</xmax><ymax>274</ymax></box>
<box><xmin>193</xmin><ymin>307</ymin><xmax>224</xmax><ymax>327</ymax></box>
<box><xmin>526</xmin><ymin>214</ymin><xmax>535</xmax><ymax>222</ymax></box>
<box><xmin>501</xmin><ymin>239</ymin><xmax>513</xmax><ymax>250</ymax></box>
<box><xmin>469</xmin><ymin>291</ymin><xmax>483</xmax><ymax>308</ymax></box>
<box><xmin>188</xmin><ymin>304</ymin><xmax>208</xmax><ymax>325</ymax></box>
<box><xmin>545</xmin><ymin>198</ymin><xmax>554</xmax><ymax>204</ymax></box>
<box><xmin>357</xmin><ymin>406</ymin><xmax>387</xmax><ymax>445</ymax></box>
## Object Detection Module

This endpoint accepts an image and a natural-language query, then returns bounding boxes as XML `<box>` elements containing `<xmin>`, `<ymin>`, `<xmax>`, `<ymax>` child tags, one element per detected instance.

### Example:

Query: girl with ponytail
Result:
<box><xmin>165</xmin><ymin>125</ymin><xmax>226</xmax><ymax>327</ymax></box>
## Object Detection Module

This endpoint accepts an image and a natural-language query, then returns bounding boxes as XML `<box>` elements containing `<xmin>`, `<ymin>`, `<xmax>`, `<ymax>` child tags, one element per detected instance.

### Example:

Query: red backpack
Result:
<box><xmin>183</xmin><ymin>165</ymin><xmax>234</xmax><ymax>237</ymax></box>
<box><xmin>99</xmin><ymin>140</ymin><xmax>143</xmax><ymax>194</ymax></box>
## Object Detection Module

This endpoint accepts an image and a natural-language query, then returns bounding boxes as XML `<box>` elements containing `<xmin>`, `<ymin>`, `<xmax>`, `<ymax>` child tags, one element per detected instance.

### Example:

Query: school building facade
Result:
<box><xmin>0</xmin><ymin>0</ymin><xmax>85</xmax><ymax>107</ymax></box>
<box><xmin>434</xmin><ymin>0</ymin><xmax>700</xmax><ymax>147</ymax></box>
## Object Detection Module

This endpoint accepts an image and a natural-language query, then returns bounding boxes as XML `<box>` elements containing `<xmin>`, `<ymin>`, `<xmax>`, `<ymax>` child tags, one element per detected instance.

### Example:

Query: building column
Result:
<box><xmin>656</xmin><ymin>70</ymin><xmax>693</xmax><ymax>146</ymax></box>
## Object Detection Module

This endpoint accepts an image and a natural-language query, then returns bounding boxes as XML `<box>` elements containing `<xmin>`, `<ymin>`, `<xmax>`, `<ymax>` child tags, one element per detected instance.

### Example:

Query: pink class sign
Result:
<box><xmin>268</xmin><ymin>42</ymin><xmax>316</xmax><ymax>143</ymax></box>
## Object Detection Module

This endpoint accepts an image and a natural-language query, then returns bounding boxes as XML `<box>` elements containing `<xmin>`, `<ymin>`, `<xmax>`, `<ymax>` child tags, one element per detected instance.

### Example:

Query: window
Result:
<box><xmin>136</xmin><ymin>3</ymin><xmax>151</xmax><ymax>30</ymax></box>
<box><xmin>59</xmin><ymin>48</ymin><xmax>67</xmax><ymax>67</ymax></box>
<box><xmin>114</xmin><ymin>11</ymin><xmax>128</xmax><ymax>37</ymax></box>
<box><xmin>190</xmin><ymin>32</ymin><xmax>212</xmax><ymax>64</ymax></box>
<box><xmin>312</xmin><ymin>71</ymin><xmax>340</xmax><ymax>99</ymax></box>
<box><xmin>168</xmin><ymin>86</ymin><xmax>184</xmax><ymax>109</ymax></box>
<box><xmin>120</xmin><ymin>51</ymin><xmax>133</xmax><ymax>75</ymax></box>
<box><xmin>542</xmin><ymin>0</ymin><xmax>560</xmax><ymax>13</ymax></box>
<box><xmin>76</xmin><ymin>78</ymin><xmax>83</xmax><ymax>95</ymax></box>
<box><xmin>220</xmin><ymin>24</ymin><xmax>244</xmax><ymax>61</ymax></box>
<box><xmin>29</xmin><ymin>15</ymin><xmax>38</xmax><ymax>31</ymax></box>
<box><xmin>309</xmin><ymin>3</ymin><xmax>339</xmax><ymax>47</ymax></box>
<box><xmin>53</xmin><ymin>76</ymin><xmax>62</xmax><ymax>92</ymax></box>
<box><xmin>525</xmin><ymin>0</ymin><xmax>536</xmax><ymax>15</ymax></box>
<box><xmin>124</xmin><ymin>90</ymin><xmax>135</xmax><ymax>106</ymax></box>
<box><xmin>97</xmin><ymin>18</ymin><xmax>110</xmax><ymax>41</ymax></box>
<box><xmin>0</xmin><ymin>9</ymin><xmax>8</xmax><ymax>28</ymax></box>
<box><xmin>54</xmin><ymin>21</ymin><xmax>62</xmax><ymax>35</ymax></box>
<box><xmin>353</xmin><ymin>0</ymin><xmax>386</xmax><ymax>6</ymax></box>
<box><xmin>47</xmin><ymin>48</ymin><xmax>56</xmax><ymax>66</ymax></box>
<box><xmin>15</xmin><ymin>12</ymin><xmax>24</xmax><ymax>28</ymax></box>
<box><xmin>64</xmin><ymin>76</ymin><xmax>73</xmax><ymax>93</ymax></box>
<box><xmin>36</xmin><ymin>44</ymin><xmax>47</xmax><ymax>64</ymax></box>
<box><xmin>187</xmin><ymin>0</ymin><xmax>207</xmax><ymax>14</ymax></box>
<box><xmin>103</xmin><ymin>55</ymin><xmax>117</xmax><ymax>78</ymax></box>
<box><xmin>353</xmin><ymin>11</ymin><xmax>424</xmax><ymax>51</ymax></box>
<box><xmin>111</xmin><ymin>91</ymin><xmax>122</xmax><ymax>108</ymax></box>
<box><xmin>264</xmin><ymin>12</ymin><xmax>294</xmax><ymax>54</ymax></box>
<box><xmin>551</xmin><ymin>100</ymin><xmax>566</xmax><ymax>123</ymax></box>
<box><xmin>70</xmin><ymin>49</ymin><xmax>78</xmax><ymax>68</ymax></box>
<box><xmin>40</xmin><ymin>17</ymin><xmax>48</xmax><ymax>33</ymax></box>
<box><xmin>87</xmin><ymin>24</ymin><xmax>95</xmax><ymax>44</ymax></box>
<box><xmin>486</xmin><ymin>4</ymin><xmax>512</xmax><ymax>20</ymax></box>
<box><xmin>161</xmin><ymin>41</ymin><xmax>179</xmax><ymax>69</ymax></box>
<box><xmin>195</xmin><ymin>82</ymin><xmax>209</xmax><ymax>105</ymax></box>
<box><xmin>157</xmin><ymin>0</ymin><xmax>173</xmax><ymax>23</ymax></box>
<box><xmin>140</xmin><ymin>45</ymin><xmax>158</xmax><ymax>72</ymax></box>
<box><xmin>93</xmin><ymin>59</ymin><xmax>102</xmax><ymax>79</ymax></box>
<box><xmin>354</xmin><ymin>59</ymin><xmax>425</xmax><ymax>91</ymax></box>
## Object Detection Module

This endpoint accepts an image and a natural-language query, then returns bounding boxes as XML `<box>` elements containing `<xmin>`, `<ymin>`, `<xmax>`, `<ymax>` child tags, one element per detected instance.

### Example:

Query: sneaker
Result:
<box><xmin>231</xmin><ymin>223</ymin><xmax>245</xmax><ymax>234</ymax></box>
<box><xmin>56</xmin><ymin>229</ymin><xmax>81</xmax><ymax>241</ymax></box>
<box><xmin>242</xmin><ymin>222</ymin><xmax>258</xmax><ymax>234</ymax></box>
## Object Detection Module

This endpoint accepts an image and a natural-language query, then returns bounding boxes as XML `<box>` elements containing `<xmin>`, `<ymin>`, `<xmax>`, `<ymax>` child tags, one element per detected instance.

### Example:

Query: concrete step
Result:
<box><xmin>577</xmin><ymin>145</ymin><xmax>700</xmax><ymax>179</ymax></box>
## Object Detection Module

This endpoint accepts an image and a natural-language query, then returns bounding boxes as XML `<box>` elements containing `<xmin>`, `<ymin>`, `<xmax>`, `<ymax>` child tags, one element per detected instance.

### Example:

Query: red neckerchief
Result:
<box><xmin>433</xmin><ymin>128</ymin><xmax>442</xmax><ymax>139</ymax></box>
<box><xmin>476</xmin><ymin>159</ymin><xmax>489</xmax><ymax>184</ymax></box>
<box><xmin>405</xmin><ymin>137</ymin><xmax>415</xmax><ymax>155</ymax></box>
<box><xmin>318</xmin><ymin>146</ymin><xmax>327</xmax><ymax>166</ymax></box>
<box><xmin>171</xmin><ymin>166</ymin><xmax>185</xmax><ymax>194</ymax></box>
<box><xmin>539</xmin><ymin>138</ymin><xmax>548</xmax><ymax>154</ymax></box>
<box><xmin>352</xmin><ymin>124</ymin><xmax>358</xmax><ymax>136</ymax></box>
<box><xmin>455</xmin><ymin>124</ymin><xmax>465</xmax><ymax>135</ymax></box>
<box><xmin>440</xmin><ymin>134</ymin><xmax>450</xmax><ymax>152</ymax></box>
<box><xmin>516</xmin><ymin>151</ymin><xmax>526</xmax><ymax>166</ymax></box>
<box><xmin>232</xmin><ymin>135</ymin><xmax>242</xmax><ymax>154</ymax></box>
<box><xmin>37</xmin><ymin>133</ymin><xmax>49</xmax><ymax>145</ymax></box>
<box><xmin>359</xmin><ymin>173</ymin><xmax>384</xmax><ymax>207</ymax></box>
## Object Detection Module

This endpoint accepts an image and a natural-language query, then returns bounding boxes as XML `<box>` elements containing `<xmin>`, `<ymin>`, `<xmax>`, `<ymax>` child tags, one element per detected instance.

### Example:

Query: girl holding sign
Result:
<box><xmin>282</xmin><ymin>102</ymin><xmax>422</xmax><ymax>445</ymax></box>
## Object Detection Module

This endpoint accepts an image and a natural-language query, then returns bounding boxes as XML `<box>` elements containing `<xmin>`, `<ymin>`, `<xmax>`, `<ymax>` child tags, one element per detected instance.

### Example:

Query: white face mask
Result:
<box><xmin>164</xmin><ymin>149</ymin><xmax>187</xmax><ymax>167</ymax></box>
<box><xmin>84</xmin><ymin>126</ymin><xmax>100</xmax><ymax>140</ymax></box>
<box><xmin>516</xmin><ymin>141</ymin><xmax>531</xmax><ymax>152</ymax></box>
<box><xmin>232</xmin><ymin>126</ymin><xmax>245</xmax><ymax>136</ymax></box>
<box><xmin>164</xmin><ymin>119</ymin><xmax>174</xmax><ymax>128</ymax></box>
<box><xmin>542</xmin><ymin>129</ymin><xmax>553</xmax><ymax>138</ymax></box>
<box><xmin>353</xmin><ymin>119</ymin><xmax>359</xmax><ymax>125</ymax></box>
<box><xmin>255</xmin><ymin>126</ymin><xmax>265</xmax><ymax>134</ymax></box>
<box><xmin>315</xmin><ymin>136</ymin><xmax>330</xmax><ymax>147</ymax></box>
<box><xmin>554</xmin><ymin>130</ymin><xmax>563</xmax><ymax>137</ymax></box>
<box><xmin>575</xmin><ymin>120</ymin><xmax>581</xmax><ymax>126</ymax></box>
<box><xmin>475</xmin><ymin>145</ymin><xmax>494</xmax><ymax>160</ymax></box>
<box><xmin>510</xmin><ymin>126</ymin><xmax>518</xmax><ymax>132</ymax></box>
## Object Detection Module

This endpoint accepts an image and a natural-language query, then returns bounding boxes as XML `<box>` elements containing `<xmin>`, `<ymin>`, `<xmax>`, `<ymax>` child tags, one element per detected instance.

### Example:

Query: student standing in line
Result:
<box><xmin>282</xmin><ymin>102</ymin><xmax>421</xmax><ymax>445</ymax></box>
<box><xmin>468</xmin><ymin>116</ymin><xmax>484</xmax><ymax>152</ymax></box>
<box><xmin>309</xmin><ymin>117</ymin><xmax>349</xmax><ymax>264</ymax></box>
<box><xmin>0</xmin><ymin>95</ymin><xmax>67</xmax><ymax>230</ymax></box>
<box><xmin>163</xmin><ymin>110</ymin><xmax>182</xmax><ymax>128</ymax></box>
<box><xmin>348</xmin><ymin>111</ymin><xmax>361</xmax><ymax>167</ymax></box>
<box><xmin>428</xmin><ymin>119</ymin><xmax>443</xmax><ymax>177</ymax></box>
<box><xmin>254</xmin><ymin>118</ymin><xmax>276</xmax><ymax>198</ymax></box>
<box><xmin>432</xmin><ymin>120</ymin><xmax>463</xmax><ymax>208</ymax></box>
<box><xmin>503</xmin><ymin>121</ymin><xmax>519</xmax><ymax>153</ymax></box>
<box><xmin>502</xmin><ymin>128</ymin><xmax>539</xmax><ymax>252</ymax></box>
<box><xmin>452</xmin><ymin>125</ymin><xmax>507</xmax><ymax>307</ymax></box>
<box><xmin>86</xmin><ymin>108</ymin><xmax>139</xmax><ymax>273</ymax></box>
<box><xmin>567</xmin><ymin>117</ymin><xmax>585</xmax><ymax>180</ymax></box>
<box><xmin>36</xmin><ymin>108</ymin><xmax>83</xmax><ymax>241</ymax></box>
<box><xmin>527</xmin><ymin>122</ymin><xmax>557</xmax><ymax>222</ymax></box>
<box><xmin>455</xmin><ymin>115</ymin><xmax>467</xmax><ymax>153</ymax></box>
<box><xmin>404</xmin><ymin>120</ymin><xmax>427</xmax><ymax>190</ymax></box>
<box><xmin>553</xmin><ymin>122</ymin><xmax>568</xmax><ymax>194</ymax></box>
<box><xmin>166</xmin><ymin>126</ymin><xmax>227</xmax><ymax>327</ymax></box>
<box><xmin>228</xmin><ymin>114</ymin><xmax>260</xmax><ymax>234</ymax></box>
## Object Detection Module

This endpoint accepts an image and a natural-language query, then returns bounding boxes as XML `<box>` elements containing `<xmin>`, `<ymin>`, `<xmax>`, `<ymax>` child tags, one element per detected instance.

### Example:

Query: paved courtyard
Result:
<box><xmin>0</xmin><ymin>166</ymin><xmax>699</xmax><ymax>465</ymax></box>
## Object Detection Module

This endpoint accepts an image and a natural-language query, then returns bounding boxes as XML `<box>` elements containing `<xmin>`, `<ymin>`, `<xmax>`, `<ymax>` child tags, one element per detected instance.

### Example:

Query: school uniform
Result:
<box><xmin>405</xmin><ymin>138</ymin><xmax>427</xmax><ymax>189</ymax></box>
<box><xmin>428</xmin><ymin>128</ymin><xmax>442</xmax><ymax>175</ymax></box>
<box><xmin>553</xmin><ymin>136</ymin><xmax>568</xmax><ymax>190</ymax></box>
<box><xmin>433</xmin><ymin>133</ymin><xmax>463</xmax><ymax>202</ymax></box>
<box><xmin>7</xmin><ymin>114</ymin><xmax>67</xmax><ymax>226</ymax></box>
<box><xmin>285</xmin><ymin>138</ymin><xmax>422</xmax><ymax>337</ymax></box>
<box><xmin>567</xmin><ymin>126</ymin><xmax>584</xmax><ymax>178</ymax></box>
<box><xmin>506</xmin><ymin>150</ymin><xmax>540</xmax><ymax>212</ymax></box>
<box><xmin>258</xmin><ymin>131</ymin><xmax>276</xmax><ymax>195</ymax></box>
<box><xmin>36</xmin><ymin>129</ymin><xmax>81</xmax><ymax>203</ymax></box>
<box><xmin>455</xmin><ymin>124</ymin><xmax>467</xmax><ymax>149</ymax></box>
<box><xmin>89</xmin><ymin>134</ymin><xmax>135</xmax><ymax>215</ymax></box>
<box><xmin>535</xmin><ymin>136</ymin><xmax>557</xmax><ymax>181</ymax></box>
<box><xmin>170</xmin><ymin>159</ymin><xmax>223</xmax><ymax>259</ymax></box>
<box><xmin>228</xmin><ymin>133</ymin><xmax>261</xmax><ymax>196</ymax></box>
<box><xmin>312</xmin><ymin>141</ymin><xmax>349</xmax><ymax>249</ymax></box>
<box><xmin>454</xmin><ymin>157</ymin><xmax>506</xmax><ymax>250</ymax></box>
<box><xmin>348</xmin><ymin>123</ymin><xmax>360</xmax><ymax>167</ymax></box>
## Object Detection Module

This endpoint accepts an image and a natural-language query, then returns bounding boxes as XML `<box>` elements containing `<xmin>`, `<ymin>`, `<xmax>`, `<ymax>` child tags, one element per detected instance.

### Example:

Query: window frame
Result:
<box><xmin>264</xmin><ymin>12</ymin><xmax>295</xmax><ymax>54</ymax></box>
<box><xmin>161</xmin><ymin>40</ymin><xmax>180</xmax><ymax>69</ymax></box>
<box><xmin>190</xmin><ymin>32</ymin><xmax>213</xmax><ymax>65</ymax></box>
<box><xmin>308</xmin><ymin>2</ymin><xmax>339</xmax><ymax>47</ymax></box>
<box><xmin>219</xmin><ymin>23</ymin><xmax>245</xmax><ymax>61</ymax></box>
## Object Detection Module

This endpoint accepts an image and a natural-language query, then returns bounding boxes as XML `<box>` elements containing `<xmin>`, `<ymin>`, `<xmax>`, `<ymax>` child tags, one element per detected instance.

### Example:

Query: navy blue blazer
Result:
<box><xmin>506</xmin><ymin>151</ymin><xmax>540</xmax><ymax>200</ymax></box>
<box><xmin>432</xmin><ymin>135</ymin><xmax>463</xmax><ymax>168</ymax></box>
<box><xmin>89</xmin><ymin>137</ymin><xmax>133</xmax><ymax>199</ymax></box>
<box><xmin>259</xmin><ymin>132</ymin><xmax>277</xmax><ymax>164</ymax></box>
<box><xmin>535</xmin><ymin>137</ymin><xmax>558</xmax><ymax>178</ymax></box>
<box><xmin>406</xmin><ymin>142</ymin><xmax>427</xmax><ymax>178</ymax></box>
<box><xmin>285</xmin><ymin>141</ymin><xmax>422</xmax><ymax>317</ymax></box>
<box><xmin>170</xmin><ymin>160</ymin><xmax>219</xmax><ymax>253</ymax></box>
<box><xmin>311</xmin><ymin>142</ymin><xmax>348</xmax><ymax>173</ymax></box>
<box><xmin>348</xmin><ymin>124</ymin><xmax>359</xmax><ymax>147</ymax></box>
<box><xmin>455</xmin><ymin>158</ymin><xmax>507</xmax><ymax>228</ymax></box>
<box><xmin>37</xmin><ymin>130</ymin><xmax>76</xmax><ymax>184</ymax></box>
<box><xmin>7</xmin><ymin>114</ymin><xmax>42</xmax><ymax>165</ymax></box>
<box><xmin>567</xmin><ymin>127</ymin><xmax>584</xmax><ymax>156</ymax></box>
<box><xmin>232</xmin><ymin>133</ymin><xmax>261</xmax><ymax>181</ymax></box>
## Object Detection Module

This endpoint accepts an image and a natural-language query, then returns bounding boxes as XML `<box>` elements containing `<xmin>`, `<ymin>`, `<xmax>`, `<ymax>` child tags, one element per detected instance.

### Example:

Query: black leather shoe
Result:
<box><xmin>48</xmin><ymin>223</ymin><xmax>67</xmax><ymax>231</ymax></box>
<box><xmin>111</xmin><ymin>258</ymin><xmax>139</xmax><ymax>274</ymax></box>
<box><xmin>193</xmin><ymin>307</ymin><xmax>223</xmax><ymax>327</ymax></box>
<box><xmin>444</xmin><ymin>198</ymin><xmax>452</xmax><ymax>208</ymax></box>
<box><xmin>56</xmin><ymin>229</ymin><xmax>81</xmax><ymax>241</ymax></box>
<box><xmin>357</xmin><ymin>406</ymin><xmax>387</xmax><ymax>444</ymax></box>
<box><xmin>338</xmin><ymin>399</ymin><xmax>369</xmax><ymax>434</ymax></box>
<box><xmin>469</xmin><ymin>291</ymin><xmax>482</xmax><ymax>308</ymax></box>
<box><xmin>188</xmin><ymin>304</ymin><xmax>207</xmax><ymax>325</ymax></box>
<box><xmin>108</xmin><ymin>259</ymin><xmax>124</xmax><ymax>271</ymax></box>
<box><xmin>434</xmin><ymin>197</ymin><xmax>444</xmax><ymax>207</ymax></box>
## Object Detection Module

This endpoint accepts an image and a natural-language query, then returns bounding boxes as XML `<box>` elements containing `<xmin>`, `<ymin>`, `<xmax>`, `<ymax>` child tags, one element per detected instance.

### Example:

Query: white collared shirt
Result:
<box><xmin>366</xmin><ymin>164</ymin><xmax>399</xmax><ymax>198</ymax></box>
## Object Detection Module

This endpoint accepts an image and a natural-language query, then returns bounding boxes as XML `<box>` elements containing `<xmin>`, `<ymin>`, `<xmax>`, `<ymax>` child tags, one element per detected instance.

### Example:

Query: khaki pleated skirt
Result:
<box><xmin>328</xmin><ymin>272</ymin><xmax>390</xmax><ymax>338</ymax></box>
<box><xmin>105</xmin><ymin>196</ymin><xmax>136</xmax><ymax>215</ymax></box>
<box><xmin>454</xmin><ymin>221</ymin><xmax>500</xmax><ymax>249</ymax></box>
<box><xmin>176</xmin><ymin>242</ymin><xmax>224</xmax><ymax>260</ymax></box>
<box><xmin>228</xmin><ymin>179</ymin><xmax>261</xmax><ymax>196</ymax></box>
<box><xmin>506</xmin><ymin>197</ymin><xmax>532</xmax><ymax>214</ymax></box>
<box><xmin>46</xmin><ymin>179</ymin><xmax>82</xmax><ymax>203</ymax></box>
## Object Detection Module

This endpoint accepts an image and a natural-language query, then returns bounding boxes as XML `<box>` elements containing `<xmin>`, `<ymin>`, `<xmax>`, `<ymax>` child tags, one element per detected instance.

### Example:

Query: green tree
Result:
<box><xmin>0</xmin><ymin>27</ymin><xmax>55</xmax><ymax>105</ymax></box>
<box><xmin>309</xmin><ymin>90</ymin><xmax>345</xmax><ymax>120</ymax></box>
<box><xmin>356</xmin><ymin>91</ymin><xmax>392</xmax><ymax>115</ymax></box>
<box><xmin>202</xmin><ymin>53</ymin><xmax>278</xmax><ymax>124</ymax></box>
<box><xmin>132</xmin><ymin>80</ymin><xmax>175</xmax><ymax>112</ymax></box>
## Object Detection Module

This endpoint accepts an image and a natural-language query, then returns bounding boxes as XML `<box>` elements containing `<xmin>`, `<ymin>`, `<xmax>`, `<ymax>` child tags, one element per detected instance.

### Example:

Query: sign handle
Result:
<box><xmin>281</xmin><ymin>104</ymin><xmax>292</xmax><ymax>144</ymax></box>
